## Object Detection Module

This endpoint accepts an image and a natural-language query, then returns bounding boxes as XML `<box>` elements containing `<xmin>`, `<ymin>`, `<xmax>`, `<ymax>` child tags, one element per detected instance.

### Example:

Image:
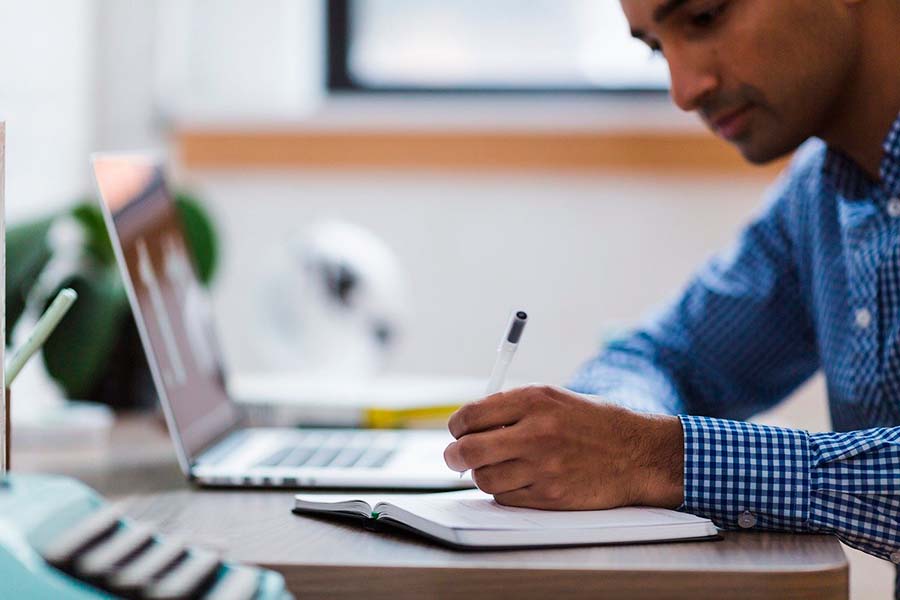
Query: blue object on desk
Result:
<box><xmin>0</xmin><ymin>473</ymin><xmax>293</xmax><ymax>599</ymax></box>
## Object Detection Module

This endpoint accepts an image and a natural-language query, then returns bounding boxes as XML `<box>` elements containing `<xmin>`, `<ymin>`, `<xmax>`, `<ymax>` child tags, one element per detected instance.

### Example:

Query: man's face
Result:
<box><xmin>620</xmin><ymin>0</ymin><xmax>861</xmax><ymax>163</ymax></box>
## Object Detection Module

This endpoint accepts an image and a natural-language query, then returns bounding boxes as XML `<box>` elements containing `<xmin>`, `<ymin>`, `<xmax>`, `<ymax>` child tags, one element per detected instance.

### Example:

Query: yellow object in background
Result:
<box><xmin>364</xmin><ymin>404</ymin><xmax>461</xmax><ymax>429</ymax></box>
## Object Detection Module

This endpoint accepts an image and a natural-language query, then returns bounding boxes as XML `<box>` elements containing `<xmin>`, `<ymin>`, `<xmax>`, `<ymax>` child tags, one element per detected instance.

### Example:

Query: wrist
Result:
<box><xmin>630</xmin><ymin>413</ymin><xmax>685</xmax><ymax>508</ymax></box>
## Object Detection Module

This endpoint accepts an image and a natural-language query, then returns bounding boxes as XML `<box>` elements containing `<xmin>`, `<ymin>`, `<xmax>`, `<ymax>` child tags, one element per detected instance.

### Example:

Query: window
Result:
<box><xmin>328</xmin><ymin>0</ymin><xmax>670</xmax><ymax>93</ymax></box>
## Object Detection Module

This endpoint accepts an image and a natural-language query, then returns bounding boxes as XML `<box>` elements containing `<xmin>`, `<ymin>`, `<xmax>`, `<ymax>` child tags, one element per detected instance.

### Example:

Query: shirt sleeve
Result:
<box><xmin>568</xmin><ymin>162</ymin><xmax>820</xmax><ymax>420</ymax></box>
<box><xmin>681</xmin><ymin>415</ymin><xmax>900</xmax><ymax>563</ymax></box>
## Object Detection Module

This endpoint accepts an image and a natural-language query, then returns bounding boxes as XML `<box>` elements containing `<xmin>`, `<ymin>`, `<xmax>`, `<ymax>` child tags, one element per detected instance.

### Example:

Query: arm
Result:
<box><xmin>444</xmin><ymin>389</ymin><xmax>900</xmax><ymax>563</ymax></box>
<box><xmin>682</xmin><ymin>416</ymin><xmax>900</xmax><ymax>562</ymax></box>
<box><xmin>568</xmin><ymin>170</ymin><xmax>819</xmax><ymax>419</ymax></box>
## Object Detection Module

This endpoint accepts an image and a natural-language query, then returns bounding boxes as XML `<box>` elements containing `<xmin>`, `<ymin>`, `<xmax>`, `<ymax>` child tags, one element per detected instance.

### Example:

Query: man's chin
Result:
<box><xmin>733</xmin><ymin>137</ymin><xmax>799</xmax><ymax>165</ymax></box>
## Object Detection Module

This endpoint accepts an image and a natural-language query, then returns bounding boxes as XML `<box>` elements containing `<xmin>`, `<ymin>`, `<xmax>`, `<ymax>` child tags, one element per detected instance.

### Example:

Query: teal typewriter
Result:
<box><xmin>0</xmin><ymin>473</ymin><xmax>293</xmax><ymax>599</ymax></box>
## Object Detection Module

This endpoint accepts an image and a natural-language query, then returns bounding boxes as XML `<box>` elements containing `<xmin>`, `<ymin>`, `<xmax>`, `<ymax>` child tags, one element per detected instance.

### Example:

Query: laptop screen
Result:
<box><xmin>92</xmin><ymin>155</ymin><xmax>240</xmax><ymax>464</ymax></box>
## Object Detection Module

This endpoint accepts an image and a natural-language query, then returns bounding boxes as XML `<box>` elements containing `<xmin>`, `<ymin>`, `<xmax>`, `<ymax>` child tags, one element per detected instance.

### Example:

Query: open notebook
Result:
<box><xmin>294</xmin><ymin>489</ymin><xmax>719</xmax><ymax>549</ymax></box>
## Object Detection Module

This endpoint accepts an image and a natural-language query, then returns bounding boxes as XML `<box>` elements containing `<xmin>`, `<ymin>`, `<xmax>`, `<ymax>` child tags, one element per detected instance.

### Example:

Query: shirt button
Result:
<box><xmin>888</xmin><ymin>198</ymin><xmax>900</xmax><ymax>218</ymax></box>
<box><xmin>855</xmin><ymin>308</ymin><xmax>872</xmax><ymax>329</ymax></box>
<box><xmin>737</xmin><ymin>510</ymin><xmax>757</xmax><ymax>529</ymax></box>
<box><xmin>891</xmin><ymin>551</ymin><xmax>900</xmax><ymax>564</ymax></box>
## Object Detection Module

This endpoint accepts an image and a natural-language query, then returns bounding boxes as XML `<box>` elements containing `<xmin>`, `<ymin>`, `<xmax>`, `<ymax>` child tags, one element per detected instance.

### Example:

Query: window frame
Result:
<box><xmin>326</xmin><ymin>0</ymin><xmax>669</xmax><ymax>95</ymax></box>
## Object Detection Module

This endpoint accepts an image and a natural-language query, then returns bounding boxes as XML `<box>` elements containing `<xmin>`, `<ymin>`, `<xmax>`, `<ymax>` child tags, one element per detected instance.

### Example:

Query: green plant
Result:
<box><xmin>5</xmin><ymin>192</ymin><xmax>218</xmax><ymax>407</ymax></box>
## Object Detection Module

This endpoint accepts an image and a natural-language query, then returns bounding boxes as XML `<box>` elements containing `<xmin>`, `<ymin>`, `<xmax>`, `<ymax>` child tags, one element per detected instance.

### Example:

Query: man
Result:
<box><xmin>443</xmin><ymin>0</ymin><xmax>900</xmax><ymax>592</ymax></box>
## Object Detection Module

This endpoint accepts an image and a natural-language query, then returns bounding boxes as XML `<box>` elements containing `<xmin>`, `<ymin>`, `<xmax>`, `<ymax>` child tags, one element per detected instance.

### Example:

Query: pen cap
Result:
<box><xmin>497</xmin><ymin>310</ymin><xmax>527</xmax><ymax>350</ymax></box>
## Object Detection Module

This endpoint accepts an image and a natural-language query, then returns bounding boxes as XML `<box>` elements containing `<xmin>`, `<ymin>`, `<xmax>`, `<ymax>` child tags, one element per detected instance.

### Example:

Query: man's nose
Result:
<box><xmin>666</xmin><ymin>50</ymin><xmax>719</xmax><ymax>113</ymax></box>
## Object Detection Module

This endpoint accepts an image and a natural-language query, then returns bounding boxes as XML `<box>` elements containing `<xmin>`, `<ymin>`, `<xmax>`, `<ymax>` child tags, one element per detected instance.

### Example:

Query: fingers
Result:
<box><xmin>443</xmin><ymin>425</ymin><xmax>526</xmax><ymax>472</ymax></box>
<box><xmin>448</xmin><ymin>389</ymin><xmax>533</xmax><ymax>438</ymax></box>
<box><xmin>492</xmin><ymin>487</ymin><xmax>539</xmax><ymax>508</ymax></box>
<box><xmin>493</xmin><ymin>483</ymin><xmax>569</xmax><ymax>510</ymax></box>
<box><xmin>471</xmin><ymin>459</ymin><xmax>533</xmax><ymax>495</ymax></box>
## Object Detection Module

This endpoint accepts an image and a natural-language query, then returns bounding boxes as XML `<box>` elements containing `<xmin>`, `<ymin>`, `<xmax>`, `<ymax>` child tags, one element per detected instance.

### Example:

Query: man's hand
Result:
<box><xmin>443</xmin><ymin>385</ymin><xmax>684</xmax><ymax>510</ymax></box>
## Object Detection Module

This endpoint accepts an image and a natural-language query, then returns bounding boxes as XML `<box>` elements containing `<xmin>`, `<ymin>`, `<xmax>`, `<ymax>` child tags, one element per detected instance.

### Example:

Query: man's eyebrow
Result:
<box><xmin>652</xmin><ymin>0</ymin><xmax>690</xmax><ymax>24</ymax></box>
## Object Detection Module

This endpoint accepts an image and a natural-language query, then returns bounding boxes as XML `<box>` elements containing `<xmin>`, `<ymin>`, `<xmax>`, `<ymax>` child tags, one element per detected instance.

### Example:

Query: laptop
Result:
<box><xmin>92</xmin><ymin>153</ymin><xmax>474</xmax><ymax>490</ymax></box>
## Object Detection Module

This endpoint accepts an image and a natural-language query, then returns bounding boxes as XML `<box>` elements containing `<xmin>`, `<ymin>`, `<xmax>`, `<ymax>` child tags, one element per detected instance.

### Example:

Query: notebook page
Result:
<box><xmin>294</xmin><ymin>492</ymin><xmax>471</xmax><ymax>516</ymax></box>
<box><xmin>293</xmin><ymin>494</ymin><xmax>380</xmax><ymax>516</ymax></box>
<box><xmin>378</xmin><ymin>489</ymin><xmax>710</xmax><ymax>531</ymax></box>
<box><xmin>296</xmin><ymin>494</ymin><xmax>382</xmax><ymax>507</ymax></box>
<box><xmin>295</xmin><ymin>492</ymin><xmax>463</xmax><ymax>512</ymax></box>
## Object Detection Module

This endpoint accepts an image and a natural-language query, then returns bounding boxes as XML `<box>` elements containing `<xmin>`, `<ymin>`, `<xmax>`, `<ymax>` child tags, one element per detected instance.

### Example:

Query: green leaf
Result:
<box><xmin>41</xmin><ymin>270</ymin><xmax>129</xmax><ymax>399</ymax></box>
<box><xmin>70</xmin><ymin>202</ymin><xmax>116</xmax><ymax>266</ymax></box>
<box><xmin>5</xmin><ymin>216</ymin><xmax>54</xmax><ymax>344</ymax></box>
<box><xmin>175</xmin><ymin>192</ymin><xmax>218</xmax><ymax>284</ymax></box>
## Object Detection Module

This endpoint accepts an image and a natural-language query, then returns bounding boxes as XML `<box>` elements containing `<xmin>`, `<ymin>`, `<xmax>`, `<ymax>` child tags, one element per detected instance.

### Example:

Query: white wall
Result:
<box><xmin>92</xmin><ymin>0</ymin><xmax>164</xmax><ymax>151</ymax></box>
<box><xmin>0</xmin><ymin>0</ymin><xmax>96</xmax><ymax>221</ymax></box>
<box><xmin>194</xmin><ymin>170</ymin><xmax>761</xmax><ymax>380</ymax></box>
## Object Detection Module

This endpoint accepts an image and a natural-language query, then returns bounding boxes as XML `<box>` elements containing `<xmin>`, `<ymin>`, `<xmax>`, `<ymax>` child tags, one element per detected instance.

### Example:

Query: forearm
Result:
<box><xmin>679</xmin><ymin>416</ymin><xmax>900</xmax><ymax>562</ymax></box>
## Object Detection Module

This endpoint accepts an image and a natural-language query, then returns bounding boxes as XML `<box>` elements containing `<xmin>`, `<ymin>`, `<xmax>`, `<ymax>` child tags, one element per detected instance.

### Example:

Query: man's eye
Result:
<box><xmin>690</xmin><ymin>3</ymin><xmax>728</xmax><ymax>28</ymax></box>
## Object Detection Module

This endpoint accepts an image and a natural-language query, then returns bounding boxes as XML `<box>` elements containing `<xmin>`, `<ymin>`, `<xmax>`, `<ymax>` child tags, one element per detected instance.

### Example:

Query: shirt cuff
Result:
<box><xmin>679</xmin><ymin>415</ymin><xmax>811</xmax><ymax>531</ymax></box>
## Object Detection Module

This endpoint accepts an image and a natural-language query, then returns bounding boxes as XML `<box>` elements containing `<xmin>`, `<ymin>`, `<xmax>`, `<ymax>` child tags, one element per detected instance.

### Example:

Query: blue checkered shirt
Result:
<box><xmin>570</xmin><ymin>113</ymin><xmax>900</xmax><ymax>593</ymax></box>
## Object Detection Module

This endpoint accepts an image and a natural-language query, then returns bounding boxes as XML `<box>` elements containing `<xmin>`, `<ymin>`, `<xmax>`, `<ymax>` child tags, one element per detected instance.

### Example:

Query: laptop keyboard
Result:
<box><xmin>254</xmin><ymin>432</ymin><xmax>397</xmax><ymax>470</ymax></box>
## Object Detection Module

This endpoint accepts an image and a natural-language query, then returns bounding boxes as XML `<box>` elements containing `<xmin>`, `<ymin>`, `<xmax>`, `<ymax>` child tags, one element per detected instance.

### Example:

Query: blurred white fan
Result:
<box><xmin>257</xmin><ymin>220</ymin><xmax>410</xmax><ymax>377</ymax></box>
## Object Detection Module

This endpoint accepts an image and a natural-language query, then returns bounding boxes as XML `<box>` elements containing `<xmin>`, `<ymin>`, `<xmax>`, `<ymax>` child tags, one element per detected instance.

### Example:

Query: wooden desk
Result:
<box><xmin>18</xmin><ymin>415</ymin><xmax>849</xmax><ymax>600</ymax></box>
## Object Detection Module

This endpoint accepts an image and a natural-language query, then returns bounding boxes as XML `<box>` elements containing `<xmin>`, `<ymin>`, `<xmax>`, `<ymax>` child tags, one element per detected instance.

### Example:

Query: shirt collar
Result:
<box><xmin>822</xmin><ymin>110</ymin><xmax>900</xmax><ymax>200</ymax></box>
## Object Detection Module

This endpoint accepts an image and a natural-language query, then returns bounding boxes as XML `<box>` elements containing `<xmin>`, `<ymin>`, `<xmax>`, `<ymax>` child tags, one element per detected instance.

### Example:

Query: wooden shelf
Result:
<box><xmin>176</xmin><ymin>129</ymin><xmax>788</xmax><ymax>176</ymax></box>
